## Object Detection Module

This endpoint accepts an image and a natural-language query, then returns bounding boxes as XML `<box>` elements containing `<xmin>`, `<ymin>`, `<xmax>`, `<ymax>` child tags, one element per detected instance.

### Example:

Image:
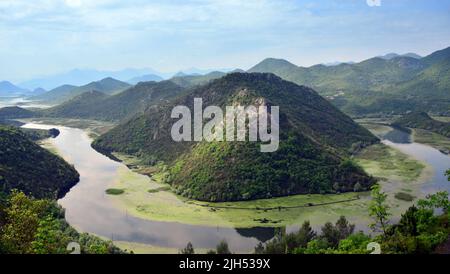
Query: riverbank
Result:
<box><xmin>411</xmin><ymin>128</ymin><xmax>450</xmax><ymax>154</ymax></box>
<box><xmin>18</xmin><ymin>117</ymin><xmax>116</xmax><ymax>137</ymax></box>
<box><xmin>105</xmin><ymin>136</ymin><xmax>429</xmax><ymax>230</ymax></box>
<box><xmin>20</xmin><ymin>120</ymin><xmax>445</xmax><ymax>253</ymax></box>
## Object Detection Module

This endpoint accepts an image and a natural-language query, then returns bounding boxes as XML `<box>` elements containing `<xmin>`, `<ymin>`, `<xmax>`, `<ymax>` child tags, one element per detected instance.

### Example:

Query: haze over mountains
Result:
<box><xmin>0</xmin><ymin>81</ymin><xmax>29</xmax><ymax>96</ymax></box>
<box><xmin>1</xmin><ymin>46</ymin><xmax>449</xmax><ymax>118</ymax></box>
<box><xmin>16</xmin><ymin>67</ymin><xmax>235</xmax><ymax>91</ymax></box>
<box><xmin>42</xmin><ymin>80</ymin><xmax>184</xmax><ymax>121</ymax></box>
<box><xmin>31</xmin><ymin>77</ymin><xmax>131</xmax><ymax>104</ymax></box>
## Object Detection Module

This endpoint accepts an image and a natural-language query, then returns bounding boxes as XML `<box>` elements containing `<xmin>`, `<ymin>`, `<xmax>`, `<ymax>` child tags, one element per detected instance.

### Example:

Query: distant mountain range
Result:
<box><xmin>2</xmin><ymin>47</ymin><xmax>449</xmax><ymax>116</ymax></box>
<box><xmin>0</xmin><ymin>81</ymin><xmax>29</xmax><ymax>96</ymax></box>
<box><xmin>127</xmin><ymin>74</ymin><xmax>163</xmax><ymax>85</ymax></box>
<box><xmin>41</xmin><ymin>80</ymin><xmax>184</xmax><ymax>121</ymax></box>
<box><xmin>17</xmin><ymin>67</ymin><xmax>235</xmax><ymax>90</ymax></box>
<box><xmin>19</xmin><ymin>68</ymin><xmax>157</xmax><ymax>90</ymax></box>
<box><xmin>248</xmin><ymin>46</ymin><xmax>450</xmax><ymax>115</ymax></box>
<box><xmin>31</xmin><ymin>77</ymin><xmax>131</xmax><ymax>103</ymax></box>
<box><xmin>378</xmin><ymin>52</ymin><xmax>422</xmax><ymax>60</ymax></box>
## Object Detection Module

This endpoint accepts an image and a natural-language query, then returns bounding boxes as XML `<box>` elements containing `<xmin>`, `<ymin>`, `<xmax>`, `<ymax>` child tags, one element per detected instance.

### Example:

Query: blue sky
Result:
<box><xmin>1</xmin><ymin>0</ymin><xmax>450</xmax><ymax>81</ymax></box>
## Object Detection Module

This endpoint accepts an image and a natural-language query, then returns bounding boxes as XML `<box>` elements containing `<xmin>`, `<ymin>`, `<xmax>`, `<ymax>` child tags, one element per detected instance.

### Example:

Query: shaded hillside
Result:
<box><xmin>31</xmin><ymin>78</ymin><xmax>131</xmax><ymax>103</ymax></box>
<box><xmin>41</xmin><ymin>81</ymin><xmax>185</xmax><ymax>121</ymax></box>
<box><xmin>0</xmin><ymin>126</ymin><xmax>79</xmax><ymax>199</ymax></box>
<box><xmin>0</xmin><ymin>106</ymin><xmax>36</xmax><ymax>119</ymax></box>
<box><xmin>94</xmin><ymin>73</ymin><xmax>378</xmax><ymax>202</ymax></box>
<box><xmin>393</xmin><ymin>112</ymin><xmax>450</xmax><ymax>138</ymax></box>
<box><xmin>248</xmin><ymin>46</ymin><xmax>450</xmax><ymax>115</ymax></box>
<box><xmin>30</xmin><ymin>84</ymin><xmax>77</xmax><ymax>102</ymax></box>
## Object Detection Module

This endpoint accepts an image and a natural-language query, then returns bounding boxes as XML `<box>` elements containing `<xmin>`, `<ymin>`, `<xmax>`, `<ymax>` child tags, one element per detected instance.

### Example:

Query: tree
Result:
<box><xmin>31</xmin><ymin>216</ymin><xmax>68</xmax><ymax>254</ymax></box>
<box><xmin>216</xmin><ymin>240</ymin><xmax>231</xmax><ymax>254</ymax></box>
<box><xmin>296</xmin><ymin>221</ymin><xmax>316</xmax><ymax>248</ymax></box>
<box><xmin>368</xmin><ymin>184</ymin><xmax>391</xmax><ymax>237</ymax></box>
<box><xmin>0</xmin><ymin>191</ymin><xmax>46</xmax><ymax>253</ymax></box>
<box><xmin>397</xmin><ymin>205</ymin><xmax>419</xmax><ymax>236</ymax></box>
<box><xmin>180</xmin><ymin>242</ymin><xmax>195</xmax><ymax>254</ymax></box>
<box><xmin>417</xmin><ymin>191</ymin><xmax>450</xmax><ymax>213</ymax></box>
<box><xmin>320</xmin><ymin>216</ymin><xmax>354</xmax><ymax>248</ymax></box>
<box><xmin>337</xmin><ymin>232</ymin><xmax>372</xmax><ymax>254</ymax></box>
<box><xmin>335</xmin><ymin>216</ymin><xmax>355</xmax><ymax>239</ymax></box>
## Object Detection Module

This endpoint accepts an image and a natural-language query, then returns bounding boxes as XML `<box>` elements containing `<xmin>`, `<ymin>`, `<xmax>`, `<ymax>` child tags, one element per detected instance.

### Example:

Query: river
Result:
<box><xmin>18</xmin><ymin>123</ymin><xmax>450</xmax><ymax>253</ymax></box>
<box><xmin>21</xmin><ymin>123</ymin><xmax>273</xmax><ymax>253</ymax></box>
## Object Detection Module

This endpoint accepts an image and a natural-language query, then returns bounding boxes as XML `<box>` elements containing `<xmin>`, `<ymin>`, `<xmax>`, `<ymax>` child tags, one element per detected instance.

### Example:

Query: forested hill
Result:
<box><xmin>94</xmin><ymin>73</ymin><xmax>378</xmax><ymax>202</ymax></box>
<box><xmin>0</xmin><ymin>106</ymin><xmax>36</xmax><ymax>119</ymax></box>
<box><xmin>0</xmin><ymin>126</ymin><xmax>79</xmax><ymax>199</ymax></box>
<box><xmin>31</xmin><ymin>77</ymin><xmax>131</xmax><ymax>104</ymax></box>
<box><xmin>248</xmin><ymin>46</ymin><xmax>450</xmax><ymax>116</ymax></box>
<box><xmin>393</xmin><ymin>112</ymin><xmax>450</xmax><ymax>138</ymax></box>
<box><xmin>41</xmin><ymin>80</ymin><xmax>185</xmax><ymax>121</ymax></box>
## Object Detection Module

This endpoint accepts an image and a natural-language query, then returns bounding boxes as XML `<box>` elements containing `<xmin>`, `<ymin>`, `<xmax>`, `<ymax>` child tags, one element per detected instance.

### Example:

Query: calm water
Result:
<box><xmin>22</xmin><ymin>123</ymin><xmax>273</xmax><ymax>252</ymax></box>
<box><xmin>19</xmin><ymin>123</ymin><xmax>450</xmax><ymax>252</ymax></box>
<box><xmin>381</xmin><ymin>128</ymin><xmax>450</xmax><ymax>195</ymax></box>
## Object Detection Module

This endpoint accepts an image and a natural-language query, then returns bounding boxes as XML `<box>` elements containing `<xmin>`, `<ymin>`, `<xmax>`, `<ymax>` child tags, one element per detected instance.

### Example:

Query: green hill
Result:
<box><xmin>31</xmin><ymin>78</ymin><xmax>131</xmax><ymax>104</ymax></box>
<box><xmin>0</xmin><ymin>126</ymin><xmax>79</xmax><ymax>199</ymax></box>
<box><xmin>93</xmin><ymin>73</ymin><xmax>378</xmax><ymax>202</ymax></box>
<box><xmin>30</xmin><ymin>84</ymin><xmax>77</xmax><ymax>102</ymax></box>
<box><xmin>0</xmin><ymin>106</ymin><xmax>36</xmax><ymax>119</ymax></box>
<box><xmin>393</xmin><ymin>112</ymin><xmax>450</xmax><ymax>138</ymax></box>
<box><xmin>41</xmin><ymin>81</ymin><xmax>184</xmax><ymax>121</ymax></box>
<box><xmin>248</xmin><ymin>46</ymin><xmax>450</xmax><ymax>116</ymax></box>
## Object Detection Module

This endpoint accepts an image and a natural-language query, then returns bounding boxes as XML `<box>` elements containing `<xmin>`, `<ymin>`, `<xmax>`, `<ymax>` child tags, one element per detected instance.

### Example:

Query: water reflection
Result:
<box><xmin>383</xmin><ymin>127</ymin><xmax>411</xmax><ymax>144</ymax></box>
<box><xmin>235</xmin><ymin>227</ymin><xmax>278</xmax><ymax>242</ymax></box>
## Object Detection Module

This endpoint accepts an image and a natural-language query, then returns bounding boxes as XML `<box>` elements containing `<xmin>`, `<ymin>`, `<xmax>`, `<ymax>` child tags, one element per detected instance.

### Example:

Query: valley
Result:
<box><xmin>14</xmin><ymin>115</ymin><xmax>449</xmax><ymax>253</ymax></box>
<box><xmin>2</xmin><ymin>0</ymin><xmax>450</xmax><ymax>259</ymax></box>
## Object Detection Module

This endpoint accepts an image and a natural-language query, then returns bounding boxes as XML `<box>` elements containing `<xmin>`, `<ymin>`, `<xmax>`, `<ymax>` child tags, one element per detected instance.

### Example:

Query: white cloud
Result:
<box><xmin>65</xmin><ymin>0</ymin><xmax>82</xmax><ymax>8</ymax></box>
<box><xmin>366</xmin><ymin>0</ymin><xmax>381</xmax><ymax>7</ymax></box>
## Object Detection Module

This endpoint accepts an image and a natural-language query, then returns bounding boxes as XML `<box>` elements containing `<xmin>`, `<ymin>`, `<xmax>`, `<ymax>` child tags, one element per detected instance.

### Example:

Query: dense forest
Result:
<box><xmin>0</xmin><ymin>125</ymin><xmax>79</xmax><ymax>199</ymax></box>
<box><xmin>93</xmin><ymin>73</ymin><xmax>378</xmax><ymax>202</ymax></box>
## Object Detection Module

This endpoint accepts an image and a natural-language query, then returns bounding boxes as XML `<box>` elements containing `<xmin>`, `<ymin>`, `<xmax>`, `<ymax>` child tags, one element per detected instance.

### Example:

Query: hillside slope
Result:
<box><xmin>93</xmin><ymin>73</ymin><xmax>378</xmax><ymax>202</ymax></box>
<box><xmin>0</xmin><ymin>126</ymin><xmax>79</xmax><ymax>199</ymax></box>
<box><xmin>393</xmin><ymin>112</ymin><xmax>450</xmax><ymax>138</ymax></box>
<box><xmin>249</xmin><ymin>47</ymin><xmax>450</xmax><ymax>115</ymax></box>
<box><xmin>41</xmin><ymin>81</ymin><xmax>185</xmax><ymax>121</ymax></box>
<box><xmin>31</xmin><ymin>78</ymin><xmax>131</xmax><ymax>104</ymax></box>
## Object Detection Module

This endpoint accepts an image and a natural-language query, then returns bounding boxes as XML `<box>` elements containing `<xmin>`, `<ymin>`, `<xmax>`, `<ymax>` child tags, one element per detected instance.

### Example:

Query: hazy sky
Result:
<box><xmin>1</xmin><ymin>0</ymin><xmax>450</xmax><ymax>81</ymax></box>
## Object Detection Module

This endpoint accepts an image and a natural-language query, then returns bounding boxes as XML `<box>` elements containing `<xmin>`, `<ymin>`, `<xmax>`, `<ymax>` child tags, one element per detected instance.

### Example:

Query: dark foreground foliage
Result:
<box><xmin>0</xmin><ymin>125</ymin><xmax>79</xmax><ymax>199</ymax></box>
<box><xmin>0</xmin><ymin>190</ymin><xmax>123</xmax><ymax>254</ymax></box>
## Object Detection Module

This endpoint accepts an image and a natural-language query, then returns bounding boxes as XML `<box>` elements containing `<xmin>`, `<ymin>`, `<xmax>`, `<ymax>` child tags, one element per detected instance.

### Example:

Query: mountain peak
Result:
<box><xmin>248</xmin><ymin>58</ymin><xmax>298</xmax><ymax>73</ymax></box>
<box><xmin>0</xmin><ymin>81</ymin><xmax>28</xmax><ymax>95</ymax></box>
